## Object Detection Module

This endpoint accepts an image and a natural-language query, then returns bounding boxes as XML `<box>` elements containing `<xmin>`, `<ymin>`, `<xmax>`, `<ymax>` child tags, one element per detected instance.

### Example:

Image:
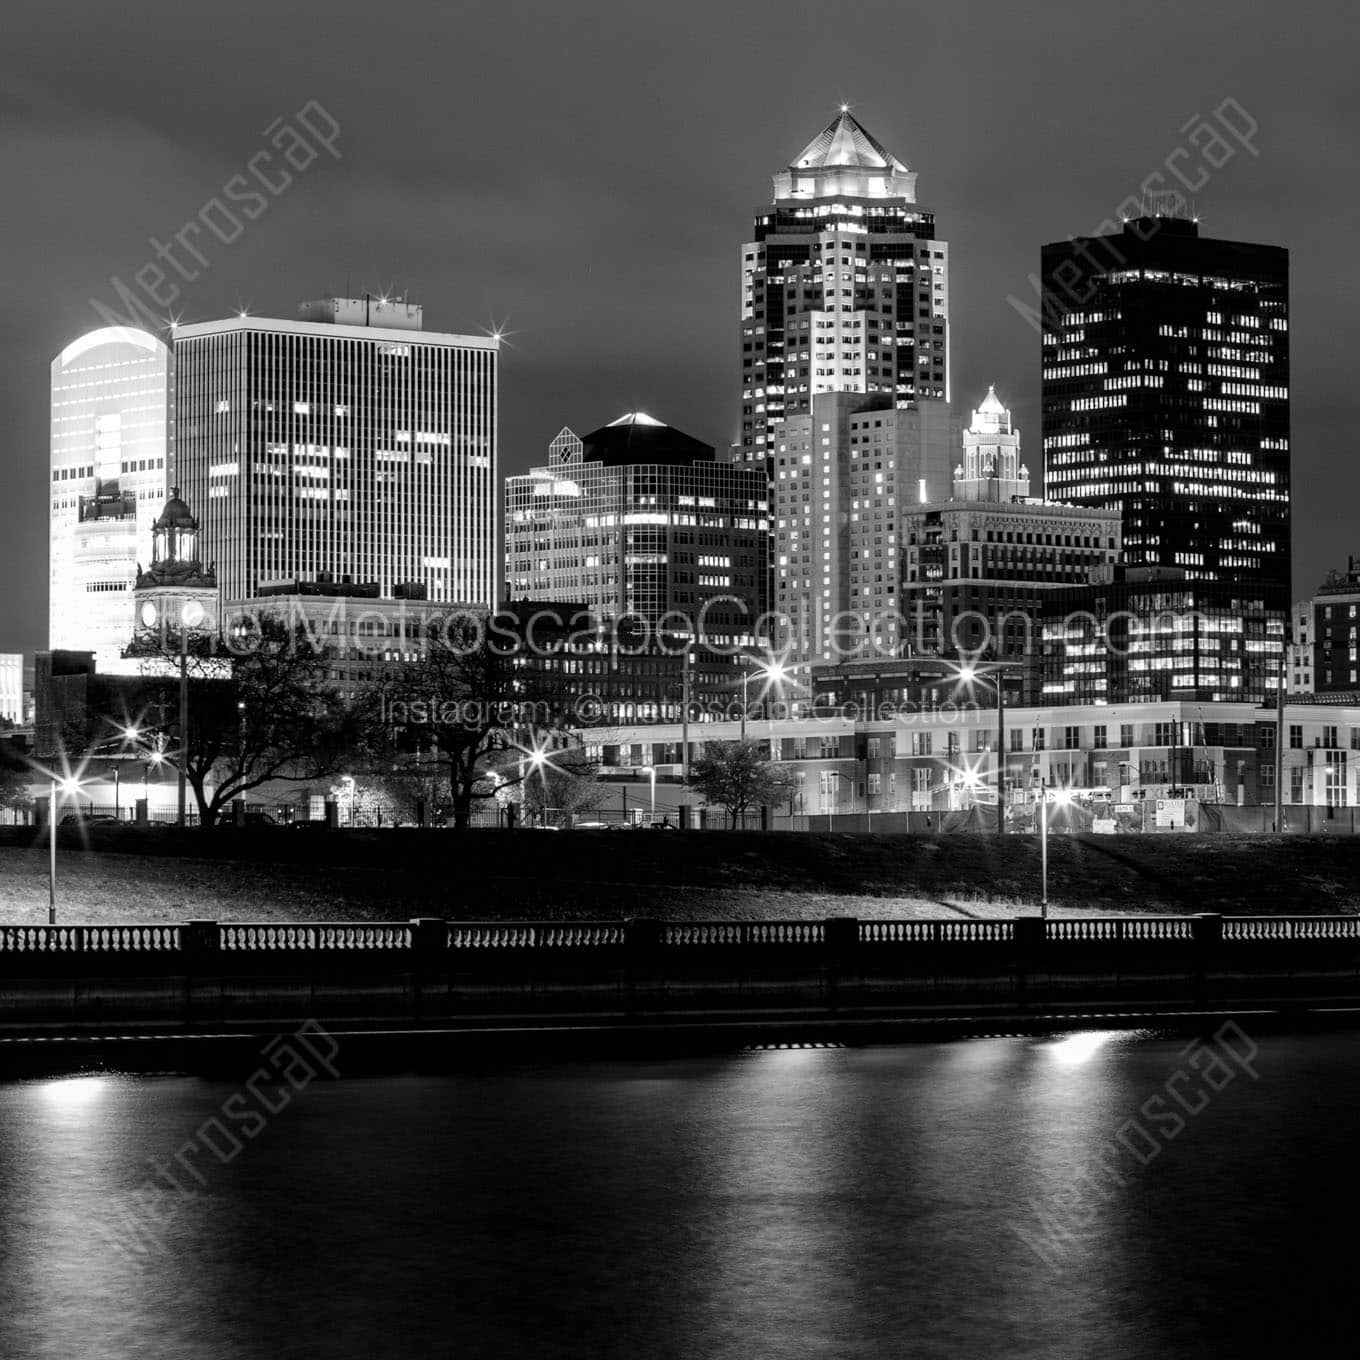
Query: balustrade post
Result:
<box><xmin>1192</xmin><ymin>913</ymin><xmax>1222</xmax><ymax>1004</ymax></box>
<box><xmin>1014</xmin><ymin>916</ymin><xmax>1046</xmax><ymax>1006</ymax></box>
<box><xmin>625</xmin><ymin>918</ymin><xmax>664</xmax><ymax>1010</ymax></box>
<box><xmin>409</xmin><ymin>918</ymin><xmax>448</xmax><ymax>1021</ymax></box>
<box><xmin>824</xmin><ymin>916</ymin><xmax>860</xmax><ymax>1011</ymax></box>
<box><xmin>181</xmin><ymin>920</ymin><xmax>221</xmax><ymax>961</ymax></box>
<box><xmin>180</xmin><ymin>920</ymin><xmax>221</xmax><ymax>1024</ymax></box>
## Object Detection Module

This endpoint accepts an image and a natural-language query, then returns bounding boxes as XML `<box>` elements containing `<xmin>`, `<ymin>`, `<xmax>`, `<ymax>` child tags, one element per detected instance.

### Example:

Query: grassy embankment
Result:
<box><xmin>0</xmin><ymin>825</ymin><xmax>1354</xmax><ymax>926</ymax></box>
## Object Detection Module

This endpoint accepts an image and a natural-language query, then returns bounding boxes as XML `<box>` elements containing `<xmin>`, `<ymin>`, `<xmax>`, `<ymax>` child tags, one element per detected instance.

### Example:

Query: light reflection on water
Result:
<box><xmin>0</xmin><ymin>1033</ymin><xmax>1357</xmax><ymax>1359</ymax></box>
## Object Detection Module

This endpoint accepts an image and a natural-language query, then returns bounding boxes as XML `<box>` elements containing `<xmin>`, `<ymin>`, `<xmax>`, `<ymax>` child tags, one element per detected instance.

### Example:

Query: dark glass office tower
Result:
<box><xmin>1040</xmin><ymin>215</ymin><xmax>1290</xmax><ymax>618</ymax></box>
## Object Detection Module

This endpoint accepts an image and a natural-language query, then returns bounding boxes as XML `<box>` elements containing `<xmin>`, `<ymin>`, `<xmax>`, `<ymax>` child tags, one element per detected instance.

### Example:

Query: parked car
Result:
<box><xmin>59</xmin><ymin>812</ymin><xmax>117</xmax><ymax>826</ymax></box>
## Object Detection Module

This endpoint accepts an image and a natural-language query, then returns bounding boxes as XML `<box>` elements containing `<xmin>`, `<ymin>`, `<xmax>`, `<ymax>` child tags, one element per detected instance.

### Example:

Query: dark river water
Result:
<box><xmin>1</xmin><ymin>1029</ymin><xmax>1356</xmax><ymax>1359</ymax></box>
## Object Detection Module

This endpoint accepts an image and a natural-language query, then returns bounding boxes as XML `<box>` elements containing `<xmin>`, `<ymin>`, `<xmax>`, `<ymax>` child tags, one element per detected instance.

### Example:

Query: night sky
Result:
<box><xmin>1</xmin><ymin>0</ymin><xmax>1355</xmax><ymax>655</ymax></box>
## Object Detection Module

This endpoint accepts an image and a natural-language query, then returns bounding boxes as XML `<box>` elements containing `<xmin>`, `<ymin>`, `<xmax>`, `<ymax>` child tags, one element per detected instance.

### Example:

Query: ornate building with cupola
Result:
<box><xmin>129</xmin><ymin>489</ymin><xmax>220</xmax><ymax>655</ymax></box>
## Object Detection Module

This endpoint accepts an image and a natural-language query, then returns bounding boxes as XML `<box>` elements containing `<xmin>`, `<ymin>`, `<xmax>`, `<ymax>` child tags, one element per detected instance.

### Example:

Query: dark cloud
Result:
<box><xmin>1</xmin><ymin>0</ymin><xmax>1355</xmax><ymax>652</ymax></box>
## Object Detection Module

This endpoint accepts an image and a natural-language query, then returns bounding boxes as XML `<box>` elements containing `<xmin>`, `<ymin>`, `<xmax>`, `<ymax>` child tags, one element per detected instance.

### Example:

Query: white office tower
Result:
<box><xmin>743</xmin><ymin>111</ymin><xmax>956</xmax><ymax>664</ymax></box>
<box><xmin>49</xmin><ymin>327</ymin><xmax>172</xmax><ymax>666</ymax></box>
<box><xmin>775</xmin><ymin>393</ymin><xmax>953</xmax><ymax>662</ymax></box>
<box><xmin>172</xmin><ymin>299</ymin><xmax>499</xmax><ymax>610</ymax></box>
<box><xmin>739</xmin><ymin>109</ymin><xmax>951</xmax><ymax>465</ymax></box>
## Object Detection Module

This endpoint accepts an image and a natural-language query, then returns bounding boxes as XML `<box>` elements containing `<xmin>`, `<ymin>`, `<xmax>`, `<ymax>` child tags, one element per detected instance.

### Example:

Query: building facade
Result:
<box><xmin>1040</xmin><ymin>213</ymin><xmax>1290</xmax><ymax>613</ymax></box>
<box><xmin>50</xmin><ymin>327</ymin><xmax>172</xmax><ymax>666</ymax></box>
<box><xmin>1292</xmin><ymin>559</ymin><xmax>1360</xmax><ymax>695</ymax></box>
<box><xmin>582</xmin><ymin>698</ymin><xmax>1360</xmax><ymax>818</ymax></box>
<box><xmin>774</xmin><ymin>393</ymin><xmax>954</xmax><ymax>663</ymax></box>
<box><xmin>0</xmin><ymin>654</ymin><xmax>23</xmax><ymax>726</ymax></box>
<box><xmin>172</xmin><ymin>298</ymin><xmax>498</xmax><ymax>613</ymax></box>
<box><xmin>1040</xmin><ymin>564</ymin><xmax>1280</xmax><ymax>705</ymax></box>
<box><xmin>900</xmin><ymin>388</ymin><xmax>1122</xmax><ymax>689</ymax></box>
<box><xmin>739</xmin><ymin>109</ymin><xmax>950</xmax><ymax>465</ymax></box>
<box><xmin>1288</xmin><ymin>595</ymin><xmax>1316</xmax><ymax>695</ymax></box>
<box><xmin>505</xmin><ymin>413</ymin><xmax>768</xmax><ymax>652</ymax></box>
<box><xmin>740</xmin><ymin>112</ymin><xmax>957</xmax><ymax>665</ymax></box>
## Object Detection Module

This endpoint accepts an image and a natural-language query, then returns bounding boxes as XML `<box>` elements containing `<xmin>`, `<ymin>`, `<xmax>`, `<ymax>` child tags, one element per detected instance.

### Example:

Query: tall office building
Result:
<box><xmin>49</xmin><ymin>327</ymin><xmax>172</xmax><ymax>666</ymax></box>
<box><xmin>1040</xmin><ymin>213</ymin><xmax>1290</xmax><ymax>618</ymax></box>
<box><xmin>739</xmin><ymin>109</ymin><xmax>951</xmax><ymax>464</ymax></box>
<box><xmin>744</xmin><ymin>111</ymin><xmax>955</xmax><ymax>664</ymax></box>
<box><xmin>505</xmin><ymin>413</ymin><xmax>768</xmax><ymax>650</ymax></box>
<box><xmin>173</xmin><ymin>298</ymin><xmax>498</xmax><ymax>611</ymax></box>
<box><xmin>0</xmin><ymin>653</ymin><xmax>23</xmax><ymax>726</ymax></box>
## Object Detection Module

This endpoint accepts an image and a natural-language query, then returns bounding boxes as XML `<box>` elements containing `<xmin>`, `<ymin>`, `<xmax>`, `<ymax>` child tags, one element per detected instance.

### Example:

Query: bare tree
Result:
<box><xmin>521</xmin><ymin>744</ymin><xmax>606</xmax><ymax>826</ymax></box>
<box><xmin>127</xmin><ymin>614</ymin><xmax>359</xmax><ymax>826</ymax></box>
<box><xmin>377</xmin><ymin>612</ymin><xmax>574</xmax><ymax>829</ymax></box>
<box><xmin>689</xmin><ymin>740</ymin><xmax>794</xmax><ymax>828</ymax></box>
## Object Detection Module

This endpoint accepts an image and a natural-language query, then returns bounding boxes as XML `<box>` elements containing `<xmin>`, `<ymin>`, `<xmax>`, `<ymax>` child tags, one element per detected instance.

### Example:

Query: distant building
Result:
<box><xmin>1040</xmin><ymin>564</ymin><xmax>1280</xmax><ymax>705</ymax></box>
<box><xmin>774</xmin><ymin>393</ymin><xmax>954</xmax><ymax>663</ymax></box>
<box><xmin>900</xmin><ymin>387</ymin><xmax>1121</xmax><ymax>695</ymax></box>
<box><xmin>0</xmin><ymin>654</ymin><xmax>23</xmax><ymax>726</ymax></box>
<box><xmin>172</xmin><ymin>298</ymin><xmax>498</xmax><ymax>613</ymax></box>
<box><xmin>1291</xmin><ymin>559</ymin><xmax>1360</xmax><ymax>695</ymax></box>
<box><xmin>580</xmin><ymin>699</ymin><xmax>1341</xmax><ymax>817</ymax></box>
<box><xmin>1288</xmin><ymin>596</ymin><xmax>1316</xmax><ymax>695</ymax></box>
<box><xmin>1040</xmin><ymin>212</ymin><xmax>1290</xmax><ymax>617</ymax></box>
<box><xmin>49</xmin><ymin>326</ymin><xmax>172</xmax><ymax>666</ymax></box>
<box><xmin>505</xmin><ymin>413</ymin><xmax>768</xmax><ymax>653</ymax></box>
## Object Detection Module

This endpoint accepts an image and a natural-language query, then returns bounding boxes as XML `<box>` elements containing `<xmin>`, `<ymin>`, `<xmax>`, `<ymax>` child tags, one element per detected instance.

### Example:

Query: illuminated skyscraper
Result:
<box><xmin>738</xmin><ymin>109</ymin><xmax>950</xmax><ymax>465</ymax></box>
<box><xmin>744</xmin><ymin>111</ymin><xmax>955</xmax><ymax>664</ymax></box>
<box><xmin>1040</xmin><ymin>213</ymin><xmax>1290</xmax><ymax>615</ymax></box>
<box><xmin>504</xmin><ymin>412</ymin><xmax>768</xmax><ymax>649</ymax></box>
<box><xmin>49</xmin><ymin>327</ymin><xmax>172</xmax><ymax>666</ymax></box>
<box><xmin>173</xmin><ymin>298</ymin><xmax>499</xmax><ymax>611</ymax></box>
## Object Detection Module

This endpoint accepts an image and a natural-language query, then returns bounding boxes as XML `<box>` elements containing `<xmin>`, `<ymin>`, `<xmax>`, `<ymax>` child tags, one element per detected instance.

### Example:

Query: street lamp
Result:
<box><xmin>639</xmin><ymin>764</ymin><xmax>657</xmax><ymax>818</ymax></box>
<box><xmin>680</xmin><ymin>647</ymin><xmax>695</xmax><ymax>785</ymax></box>
<box><xmin>47</xmin><ymin>775</ymin><xmax>82</xmax><ymax>925</ymax></box>
<box><xmin>739</xmin><ymin>656</ymin><xmax>790</xmax><ymax>744</ymax></box>
<box><xmin>956</xmin><ymin>661</ymin><xmax>1025</xmax><ymax>836</ymax></box>
<box><xmin>1039</xmin><ymin>783</ymin><xmax>1073</xmax><ymax>919</ymax></box>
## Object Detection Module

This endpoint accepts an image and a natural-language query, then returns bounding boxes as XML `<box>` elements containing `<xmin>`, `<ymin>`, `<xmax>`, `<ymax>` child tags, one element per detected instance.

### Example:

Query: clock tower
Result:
<box><xmin>130</xmin><ymin>489</ymin><xmax>219</xmax><ymax>651</ymax></box>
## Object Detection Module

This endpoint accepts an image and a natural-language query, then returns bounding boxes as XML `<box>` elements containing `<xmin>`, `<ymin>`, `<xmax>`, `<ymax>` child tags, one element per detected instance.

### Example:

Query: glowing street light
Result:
<box><xmin>739</xmin><ymin>655</ymin><xmax>790</xmax><ymax>742</ymax></box>
<box><xmin>47</xmin><ymin>775</ymin><xmax>83</xmax><ymax>924</ymax></box>
<box><xmin>952</xmin><ymin>660</ymin><xmax>1027</xmax><ymax>837</ymax></box>
<box><xmin>1039</xmin><ymin>783</ymin><xmax>1073</xmax><ymax>918</ymax></box>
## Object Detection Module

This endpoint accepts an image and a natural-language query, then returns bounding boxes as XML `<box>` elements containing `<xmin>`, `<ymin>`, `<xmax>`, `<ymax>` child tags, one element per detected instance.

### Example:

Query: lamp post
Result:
<box><xmin>47</xmin><ymin>776</ymin><xmax>80</xmax><ymax>925</ymax></box>
<box><xmin>957</xmin><ymin>662</ymin><xmax>1018</xmax><ymax>836</ymax></box>
<box><xmin>1039</xmin><ymin>783</ymin><xmax>1072</xmax><ymax>919</ymax></box>
<box><xmin>1040</xmin><ymin>779</ymin><xmax>1049</xmax><ymax>918</ymax></box>
<box><xmin>48</xmin><ymin>781</ymin><xmax>56</xmax><ymax>924</ymax></box>
<box><xmin>112</xmin><ymin>765</ymin><xmax>120</xmax><ymax>821</ymax></box>
<box><xmin>681</xmin><ymin>647</ymin><xmax>694</xmax><ymax>785</ymax></box>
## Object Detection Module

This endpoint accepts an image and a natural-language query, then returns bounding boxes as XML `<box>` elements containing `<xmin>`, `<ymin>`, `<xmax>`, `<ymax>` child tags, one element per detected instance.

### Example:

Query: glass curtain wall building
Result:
<box><xmin>173</xmin><ymin>299</ymin><xmax>498</xmax><ymax>611</ymax></box>
<box><xmin>49</xmin><ymin>327</ymin><xmax>172</xmax><ymax>666</ymax></box>
<box><xmin>1040</xmin><ymin>214</ymin><xmax>1290</xmax><ymax>618</ymax></box>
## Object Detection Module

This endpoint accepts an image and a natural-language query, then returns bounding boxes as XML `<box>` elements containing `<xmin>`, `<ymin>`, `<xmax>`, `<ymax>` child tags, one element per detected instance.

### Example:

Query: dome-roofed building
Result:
<box><xmin>577</xmin><ymin>412</ymin><xmax>716</xmax><ymax>468</ymax></box>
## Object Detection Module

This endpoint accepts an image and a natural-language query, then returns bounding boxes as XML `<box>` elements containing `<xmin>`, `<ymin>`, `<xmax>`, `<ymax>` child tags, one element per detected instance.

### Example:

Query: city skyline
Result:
<box><xmin>2</xmin><ymin>1</ymin><xmax>1356</xmax><ymax>659</ymax></box>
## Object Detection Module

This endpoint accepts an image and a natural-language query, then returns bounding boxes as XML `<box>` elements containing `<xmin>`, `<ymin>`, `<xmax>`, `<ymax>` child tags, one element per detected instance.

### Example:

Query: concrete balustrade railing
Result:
<box><xmin>0</xmin><ymin>909</ymin><xmax>1359</xmax><ymax>1038</ymax></box>
<box><xmin>4</xmin><ymin>915</ymin><xmax>1360</xmax><ymax>958</ymax></box>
